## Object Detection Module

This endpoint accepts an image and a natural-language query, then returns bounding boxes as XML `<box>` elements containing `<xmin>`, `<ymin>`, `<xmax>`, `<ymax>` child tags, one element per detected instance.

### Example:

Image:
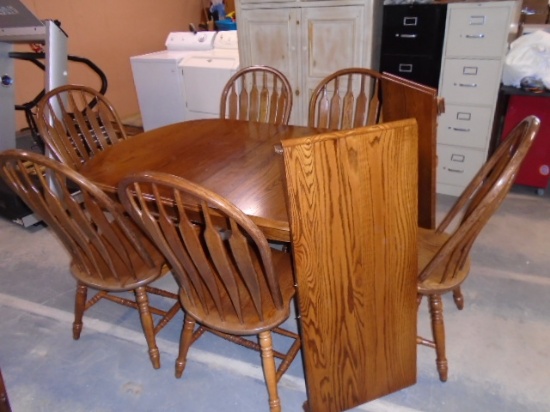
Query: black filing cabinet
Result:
<box><xmin>380</xmin><ymin>3</ymin><xmax>447</xmax><ymax>88</ymax></box>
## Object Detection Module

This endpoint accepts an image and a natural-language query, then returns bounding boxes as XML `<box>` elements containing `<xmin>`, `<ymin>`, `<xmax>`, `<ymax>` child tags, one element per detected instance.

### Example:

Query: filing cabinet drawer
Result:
<box><xmin>382</xmin><ymin>4</ymin><xmax>447</xmax><ymax>56</ymax></box>
<box><xmin>380</xmin><ymin>54</ymin><xmax>441</xmax><ymax>88</ymax></box>
<box><xmin>444</xmin><ymin>6</ymin><xmax>511</xmax><ymax>58</ymax></box>
<box><xmin>437</xmin><ymin>104</ymin><xmax>493</xmax><ymax>149</ymax></box>
<box><xmin>437</xmin><ymin>144</ymin><xmax>486</xmax><ymax>187</ymax></box>
<box><xmin>439</xmin><ymin>59</ymin><xmax>501</xmax><ymax>105</ymax></box>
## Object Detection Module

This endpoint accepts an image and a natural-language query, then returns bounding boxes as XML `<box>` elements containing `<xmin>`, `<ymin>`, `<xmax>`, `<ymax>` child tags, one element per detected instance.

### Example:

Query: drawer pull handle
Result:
<box><xmin>448</xmin><ymin>168</ymin><xmax>464</xmax><ymax>174</ymax></box>
<box><xmin>465</xmin><ymin>34</ymin><xmax>485</xmax><ymax>39</ymax></box>
<box><xmin>458</xmin><ymin>83</ymin><xmax>478</xmax><ymax>88</ymax></box>
<box><xmin>452</xmin><ymin>127</ymin><xmax>471</xmax><ymax>132</ymax></box>
<box><xmin>399</xmin><ymin>64</ymin><xmax>413</xmax><ymax>73</ymax></box>
<box><xmin>398</xmin><ymin>33</ymin><xmax>417</xmax><ymax>39</ymax></box>
<box><xmin>403</xmin><ymin>17</ymin><xmax>418</xmax><ymax>26</ymax></box>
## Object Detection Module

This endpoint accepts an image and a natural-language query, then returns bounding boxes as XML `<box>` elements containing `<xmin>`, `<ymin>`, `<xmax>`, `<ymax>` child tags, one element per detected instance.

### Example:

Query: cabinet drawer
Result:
<box><xmin>437</xmin><ymin>104</ymin><xmax>493</xmax><ymax>149</ymax></box>
<box><xmin>382</xmin><ymin>4</ymin><xmax>447</xmax><ymax>56</ymax></box>
<box><xmin>445</xmin><ymin>6</ymin><xmax>511</xmax><ymax>58</ymax></box>
<box><xmin>437</xmin><ymin>144</ymin><xmax>486</xmax><ymax>187</ymax></box>
<box><xmin>439</xmin><ymin>59</ymin><xmax>501</xmax><ymax>105</ymax></box>
<box><xmin>380</xmin><ymin>54</ymin><xmax>441</xmax><ymax>88</ymax></box>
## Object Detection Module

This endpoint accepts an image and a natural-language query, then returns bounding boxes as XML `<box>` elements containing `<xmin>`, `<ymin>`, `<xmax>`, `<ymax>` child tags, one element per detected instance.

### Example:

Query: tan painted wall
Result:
<box><xmin>15</xmin><ymin>0</ymin><xmax>202</xmax><ymax>129</ymax></box>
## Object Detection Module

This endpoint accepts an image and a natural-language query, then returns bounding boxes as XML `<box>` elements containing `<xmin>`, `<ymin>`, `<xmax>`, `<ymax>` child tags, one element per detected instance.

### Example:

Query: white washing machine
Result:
<box><xmin>130</xmin><ymin>31</ymin><xmax>216</xmax><ymax>131</ymax></box>
<box><xmin>180</xmin><ymin>30</ymin><xmax>240</xmax><ymax>121</ymax></box>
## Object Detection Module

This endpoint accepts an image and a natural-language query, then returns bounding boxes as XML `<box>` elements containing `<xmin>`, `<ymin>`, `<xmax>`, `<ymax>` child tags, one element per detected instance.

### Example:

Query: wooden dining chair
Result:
<box><xmin>118</xmin><ymin>172</ymin><xmax>300</xmax><ymax>412</ymax></box>
<box><xmin>0</xmin><ymin>150</ymin><xmax>180</xmax><ymax>369</ymax></box>
<box><xmin>417</xmin><ymin>115</ymin><xmax>540</xmax><ymax>382</ymax></box>
<box><xmin>220</xmin><ymin>65</ymin><xmax>293</xmax><ymax>125</ymax></box>
<box><xmin>308</xmin><ymin>67</ymin><xmax>383</xmax><ymax>130</ymax></box>
<box><xmin>35</xmin><ymin>84</ymin><xmax>129</xmax><ymax>170</ymax></box>
<box><xmin>281</xmin><ymin>119</ymin><xmax>419</xmax><ymax>411</ymax></box>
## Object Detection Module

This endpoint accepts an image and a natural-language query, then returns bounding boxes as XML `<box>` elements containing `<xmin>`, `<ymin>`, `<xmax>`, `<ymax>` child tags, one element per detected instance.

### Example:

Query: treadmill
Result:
<box><xmin>0</xmin><ymin>0</ymin><xmax>67</xmax><ymax>226</ymax></box>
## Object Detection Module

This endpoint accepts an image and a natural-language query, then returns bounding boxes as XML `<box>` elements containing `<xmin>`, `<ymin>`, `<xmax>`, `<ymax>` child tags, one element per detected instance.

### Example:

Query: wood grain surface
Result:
<box><xmin>282</xmin><ymin>119</ymin><xmax>419</xmax><ymax>411</ymax></box>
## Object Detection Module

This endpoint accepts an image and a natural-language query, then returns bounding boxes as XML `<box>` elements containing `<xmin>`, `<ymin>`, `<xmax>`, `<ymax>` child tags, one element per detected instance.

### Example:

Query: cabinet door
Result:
<box><xmin>237</xmin><ymin>8</ymin><xmax>301</xmax><ymax>123</ymax></box>
<box><xmin>301</xmin><ymin>6</ymin><xmax>365</xmax><ymax>122</ymax></box>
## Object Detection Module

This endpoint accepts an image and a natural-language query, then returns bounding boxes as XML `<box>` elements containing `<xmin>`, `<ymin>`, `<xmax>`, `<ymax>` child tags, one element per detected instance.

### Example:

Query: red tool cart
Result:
<box><xmin>499</xmin><ymin>86</ymin><xmax>550</xmax><ymax>195</ymax></box>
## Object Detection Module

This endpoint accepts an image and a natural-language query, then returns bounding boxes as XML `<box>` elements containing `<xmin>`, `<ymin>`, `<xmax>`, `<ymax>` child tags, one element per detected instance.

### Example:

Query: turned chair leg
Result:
<box><xmin>135</xmin><ymin>287</ymin><xmax>161</xmax><ymax>369</ymax></box>
<box><xmin>259</xmin><ymin>331</ymin><xmax>281</xmax><ymax>412</ymax></box>
<box><xmin>452</xmin><ymin>286</ymin><xmax>464</xmax><ymax>310</ymax></box>
<box><xmin>428</xmin><ymin>294</ymin><xmax>448</xmax><ymax>382</ymax></box>
<box><xmin>0</xmin><ymin>367</ymin><xmax>12</xmax><ymax>412</ymax></box>
<box><xmin>175</xmin><ymin>315</ymin><xmax>197</xmax><ymax>378</ymax></box>
<box><xmin>73</xmin><ymin>282</ymin><xmax>87</xmax><ymax>340</ymax></box>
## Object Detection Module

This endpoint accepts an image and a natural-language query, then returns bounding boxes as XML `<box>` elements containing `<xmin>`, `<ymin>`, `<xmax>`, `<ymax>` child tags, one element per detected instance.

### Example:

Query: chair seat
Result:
<box><xmin>417</xmin><ymin>227</ymin><xmax>471</xmax><ymax>294</ymax></box>
<box><xmin>180</xmin><ymin>248</ymin><xmax>295</xmax><ymax>336</ymax></box>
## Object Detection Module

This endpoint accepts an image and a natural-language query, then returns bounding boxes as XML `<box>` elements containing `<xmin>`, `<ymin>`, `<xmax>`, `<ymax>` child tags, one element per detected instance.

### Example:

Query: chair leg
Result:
<box><xmin>0</xmin><ymin>367</ymin><xmax>12</xmax><ymax>412</ymax></box>
<box><xmin>73</xmin><ymin>282</ymin><xmax>87</xmax><ymax>340</ymax></box>
<box><xmin>175</xmin><ymin>314</ymin><xmax>197</xmax><ymax>378</ymax></box>
<box><xmin>135</xmin><ymin>287</ymin><xmax>161</xmax><ymax>369</ymax></box>
<box><xmin>428</xmin><ymin>294</ymin><xmax>448</xmax><ymax>382</ymax></box>
<box><xmin>452</xmin><ymin>287</ymin><xmax>464</xmax><ymax>310</ymax></box>
<box><xmin>416</xmin><ymin>293</ymin><xmax>423</xmax><ymax>309</ymax></box>
<box><xmin>259</xmin><ymin>331</ymin><xmax>281</xmax><ymax>412</ymax></box>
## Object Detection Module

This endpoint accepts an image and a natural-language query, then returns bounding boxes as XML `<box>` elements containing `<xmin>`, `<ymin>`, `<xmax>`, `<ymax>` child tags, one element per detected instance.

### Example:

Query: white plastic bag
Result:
<box><xmin>502</xmin><ymin>30</ymin><xmax>550</xmax><ymax>89</ymax></box>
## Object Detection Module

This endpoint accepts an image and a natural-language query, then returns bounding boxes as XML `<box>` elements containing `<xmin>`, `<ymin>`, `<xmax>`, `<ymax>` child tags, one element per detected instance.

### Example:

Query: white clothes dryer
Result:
<box><xmin>180</xmin><ymin>30</ymin><xmax>240</xmax><ymax>121</ymax></box>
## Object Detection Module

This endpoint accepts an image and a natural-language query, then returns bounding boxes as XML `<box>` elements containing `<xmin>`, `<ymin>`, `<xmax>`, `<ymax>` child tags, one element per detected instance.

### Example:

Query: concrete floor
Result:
<box><xmin>0</xmin><ymin>186</ymin><xmax>549</xmax><ymax>411</ymax></box>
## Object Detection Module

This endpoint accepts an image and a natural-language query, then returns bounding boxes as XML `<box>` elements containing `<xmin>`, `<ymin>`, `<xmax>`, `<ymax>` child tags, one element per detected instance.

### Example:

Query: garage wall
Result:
<box><xmin>15</xmin><ymin>0</ymin><xmax>202</xmax><ymax>129</ymax></box>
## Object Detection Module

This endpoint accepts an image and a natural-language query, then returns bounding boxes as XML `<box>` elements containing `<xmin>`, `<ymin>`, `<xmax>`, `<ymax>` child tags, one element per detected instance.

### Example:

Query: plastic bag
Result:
<box><xmin>502</xmin><ymin>30</ymin><xmax>550</xmax><ymax>89</ymax></box>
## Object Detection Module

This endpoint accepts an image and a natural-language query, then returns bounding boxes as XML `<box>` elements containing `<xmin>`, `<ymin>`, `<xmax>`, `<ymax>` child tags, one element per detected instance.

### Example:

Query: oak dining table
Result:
<box><xmin>79</xmin><ymin>117</ymin><xmax>430</xmax><ymax>411</ymax></box>
<box><xmin>80</xmin><ymin>118</ymin><xmax>324</xmax><ymax>243</ymax></box>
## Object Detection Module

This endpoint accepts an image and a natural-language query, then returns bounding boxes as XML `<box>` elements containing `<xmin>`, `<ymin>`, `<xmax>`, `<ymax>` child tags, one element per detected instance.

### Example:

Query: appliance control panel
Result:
<box><xmin>213</xmin><ymin>30</ymin><xmax>238</xmax><ymax>50</ymax></box>
<box><xmin>165</xmin><ymin>31</ymin><xmax>216</xmax><ymax>51</ymax></box>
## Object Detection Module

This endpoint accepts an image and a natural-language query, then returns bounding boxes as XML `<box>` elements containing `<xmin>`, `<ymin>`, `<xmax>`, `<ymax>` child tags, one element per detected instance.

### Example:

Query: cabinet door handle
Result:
<box><xmin>465</xmin><ymin>34</ymin><xmax>485</xmax><ymax>39</ymax></box>
<box><xmin>397</xmin><ymin>33</ymin><xmax>417</xmax><ymax>39</ymax></box>
<box><xmin>452</xmin><ymin>127</ymin><xmax>471</xmax><ymax>132</ymax></box>
<box><xmin>458</xmin><ymin>83</ymin><xmax>478</xmax><ymax>88</ymax></box>
<box><xmin>448</xmin><ymin>168</ymin><xmax>464</xmax><ymax>173</ymax></box>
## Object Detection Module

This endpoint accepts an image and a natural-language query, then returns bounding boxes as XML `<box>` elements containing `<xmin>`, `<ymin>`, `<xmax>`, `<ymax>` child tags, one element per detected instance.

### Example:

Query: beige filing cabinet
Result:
<box><xmin>234</xmin><ymin>0</ymin><xmax>382</xmax><ymax>126</ymax></box>
<box><xmin>436</xmin><ymin>0</ymin><xmax>521</xmax><ymax>196</ymax></box>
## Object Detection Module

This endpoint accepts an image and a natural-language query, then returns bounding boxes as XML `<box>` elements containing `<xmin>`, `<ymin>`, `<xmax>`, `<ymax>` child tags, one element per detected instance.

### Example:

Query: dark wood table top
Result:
<box><xmin>80</xmin><ymin>118</ymin><xmax>326</xmax><ymax>242</ymax></box>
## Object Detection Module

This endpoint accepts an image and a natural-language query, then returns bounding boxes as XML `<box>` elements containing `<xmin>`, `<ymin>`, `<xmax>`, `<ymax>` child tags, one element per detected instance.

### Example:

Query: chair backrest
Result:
<box><xmin>281</xmin><ymin>118</ymin><xmax>419</xmax><ymax>411</ymax></box>
<box><xmin>118</xmin><ymin>172</ymin><xmax>286</xmax><ymax>332</ymax></box>
<box><xmin>0</xmin><ymin>150</ymin><xmax>163</xmax><ymax>289</ymax></box>
<box><xmin>36</xmin><ymin>84</ymin><xmax>128</xmax><ymax>170</ymax></box>
<box><xmin>419</xmin><ymin>115</ymin><xmax>540</xmax><ymax>285</ymax></box>
<box><xmin>308</xmin><ymin>67</ymin><xmax>383</xmax><ymax>129</ymax></box>
<box><xmin>219</xmin><ymin>65</ymin><xmax>293</xmax><ymax>125</ymax></box>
